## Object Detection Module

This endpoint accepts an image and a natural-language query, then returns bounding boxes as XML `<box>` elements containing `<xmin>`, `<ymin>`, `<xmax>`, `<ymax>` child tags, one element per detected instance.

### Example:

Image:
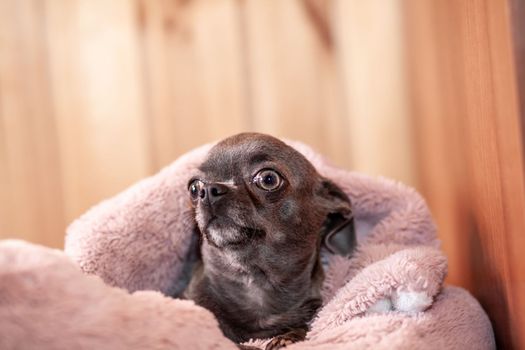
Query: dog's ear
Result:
<box><xmin>316</xmin><ymin>179</ymin><xmax>355</xmax><ymax>256</ymax></box>
<box><xmin>316</xmin><ymin>179</ymin><xmax>352</xmax><ymax>218</ymax></box>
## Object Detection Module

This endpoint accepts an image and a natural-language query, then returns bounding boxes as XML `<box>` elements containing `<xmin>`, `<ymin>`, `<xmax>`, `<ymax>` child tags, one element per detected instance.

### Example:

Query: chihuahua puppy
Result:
<box><xmin>182</xmin><ymin>133</ymin><xmax>353</xmax><ymax>350</ymax></box>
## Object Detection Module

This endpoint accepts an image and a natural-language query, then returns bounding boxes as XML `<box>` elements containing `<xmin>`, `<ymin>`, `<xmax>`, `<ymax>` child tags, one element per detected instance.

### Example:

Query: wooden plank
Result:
<box><xmin>0</xmin><ymin>76</ymin><xmax>11</xmax><ymax>239</ymax></box>
<box><xmin>463</xmin><ymin>0</ymin><xmax>525</xmax><ymax>347</ymax></box>
<box><xmin>509</xmin><ymin>0</ymin><xmax>525</xmax><ymax>140</ymax></box>
<box><xmin>45</xmin><ymin>0</ymin><xmax>151</xmax><ymax>225</ymax></box>
<box><xmin>403</xmin><ymin>0</ymin><xmax>474</xmax><ymax>290</ymax></box>
<box><xmin>137</xmin><ymin>0</ymin><xmax>248</xmax><ymax>169</ymax></box>
<box><xmin>334</xmin><ymin>0</ymin><xmax>416</xmax><ymax>184</ymax></box>
<box><xmin>241</xmin><ymin>0</ymin><xmax>350</xmax><ymax>169</ymax></box>
<box><xmin>0</xmin><ymin>0</ymin><xmax>65</xmax><ymax>247</ymax></box>
<box><xmin>405</xmin><ymin>0</ymin><xmax>525</xmax><ymax>347</ymax></box>
<box><xmin>0</xmin><ymin>5</ymin><xmax>11</xmax><ymax>237</ymax></box>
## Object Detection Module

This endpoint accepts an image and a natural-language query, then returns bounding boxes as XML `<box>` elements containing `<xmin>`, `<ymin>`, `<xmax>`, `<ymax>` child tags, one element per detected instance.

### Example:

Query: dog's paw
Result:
<box><xmin>366</xmin><ymin>291</ymin><xmax>432</xmax><ymax>315</ymax></box>
<box><xmin>265</xmin><ymin>329</ymin><xmax>306</xmax><ymax>350</ymax></box>
<box><xmin>392</xmin><ymin>290</ymin><xmax>432</xmax><ymax>313</ymax></box>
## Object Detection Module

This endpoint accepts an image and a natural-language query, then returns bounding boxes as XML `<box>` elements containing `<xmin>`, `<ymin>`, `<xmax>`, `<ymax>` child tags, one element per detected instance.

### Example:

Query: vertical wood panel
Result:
<box><xmin>510</xmin><ymin>0</ymin><xmax>525</xmax><ymax>135</ymax></box>
<box><xmin>405</xmin><ymin>0</ymin><xmax>525</xmax><ymax>348</ymax></box>
<box><xmin>137</xmin><ymin>0</ymin><xmax>248</xmax><ymax>169</ymax></box>
<box><xmin>0</xmin><ymin>0</ymin><xmax>65</xmax><ymax>246</ymax></box>
<box><xmin>0</xmin><ymin>99</ymin><xmax>8</xmax><ymax>237</ymax></box>
<box><xmin>242</xmin><ymin>0</ymin><xmax>350</xmax><ymax>169</ymax></box>
<box><xmin>404</xmin><ymin>1</ymin><xmax>473</xmax><ymax>290</ymax></box>
<box><xmin>467</xmin><ymin>1</ymin><xmax>525</xmax><ymax>347</ymax></box>
<box><xmin>45</xmin><ymin>0</ymin><xmax>150</xmax><ymax>224</ymax></box>
<box><xmin>335</xmin><ymin>0</ymin><xmax>416</xmax><ymax>185</ymax></box>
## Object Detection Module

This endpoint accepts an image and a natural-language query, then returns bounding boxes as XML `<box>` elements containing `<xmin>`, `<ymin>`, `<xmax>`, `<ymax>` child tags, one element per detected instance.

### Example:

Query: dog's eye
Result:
<box><xmin>254</xmin><ymin>169</ymin><xmax>282</xmax><ymax>191</ymax></box>
<box><xmin>188</xmin><ymin>179</ymin><xmax>203</xmax><ymax>200</ymax></box>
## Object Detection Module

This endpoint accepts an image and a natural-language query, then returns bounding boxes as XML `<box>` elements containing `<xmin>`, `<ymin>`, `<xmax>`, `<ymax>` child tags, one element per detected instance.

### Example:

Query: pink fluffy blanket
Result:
<box><xmin>0</xmin><ymin>141</ymin><xmax>495</xmax><ymax>349</ymax></box>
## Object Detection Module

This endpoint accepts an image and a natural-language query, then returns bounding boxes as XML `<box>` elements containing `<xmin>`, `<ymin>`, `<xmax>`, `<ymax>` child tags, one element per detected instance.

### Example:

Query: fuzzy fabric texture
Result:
<box><xmin>0</xmin><ymin>240</ymin><xmax>236</xmax><ymax>350</ymax></box>
<box><xmin>0</xmin><ymin>141</ymin><xmax>495</xmax><ymax>349</ymax></box>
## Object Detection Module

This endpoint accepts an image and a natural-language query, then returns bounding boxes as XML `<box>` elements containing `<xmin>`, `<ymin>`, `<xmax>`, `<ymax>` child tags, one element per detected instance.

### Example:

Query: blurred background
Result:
<box><xmin>0</xmin><ymin>0</ymin><xmax>524</xmax><ymax>348</ymax></box>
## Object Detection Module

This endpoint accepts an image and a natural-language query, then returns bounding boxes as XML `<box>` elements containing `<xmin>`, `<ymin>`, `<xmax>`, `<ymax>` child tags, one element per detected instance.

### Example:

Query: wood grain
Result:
<box><xmin>241</xmin><ymin>0</ymin><xmax>351</xmax><ymax>169</ymax></box>
<box><xmin>45</xmin><ymin>0</ymin><xmax>151</xmax><ymax>224</ymax></box>
<box><xmin>334</xmin><ymin>0</ymin><xmax>416</xmax><ymax>185</ymax></box>
<box><xmin>404</xmin><ymin>0</ymin><xmax>474</xmax><ymax>290</ymax></box>
<box><xmin>405</xmin><ymin>0</ymin><xmax>525</xmax><ymax>348</ymax></box>
<box><xmin>137</xmin><ymin>0</ymin><xmax>249</xmax><ymax>169</ymax></box>
<box><xmin>0</xmin><ymin>0</ymin><xmax>65</xmax><ymax>246</ymax></box>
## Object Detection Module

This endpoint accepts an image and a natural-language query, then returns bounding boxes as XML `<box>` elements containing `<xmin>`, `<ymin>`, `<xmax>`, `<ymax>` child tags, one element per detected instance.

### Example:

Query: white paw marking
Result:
<box><xmin>366</xmin><ymin>291</ymin><xmax>432</xmax><ymax>314</ymax></box>
<box><xmin>392</xmin><ymin>291</ymin><xmax>432</xmax><ymax>313</ymax></box>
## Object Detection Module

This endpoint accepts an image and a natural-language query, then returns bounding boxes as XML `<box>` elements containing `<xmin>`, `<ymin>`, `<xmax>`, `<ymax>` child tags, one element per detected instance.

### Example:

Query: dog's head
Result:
<box><xmin>188</xmin><ymin>133</ymin><xmax>352</xmax><ymax>252</ymax></box>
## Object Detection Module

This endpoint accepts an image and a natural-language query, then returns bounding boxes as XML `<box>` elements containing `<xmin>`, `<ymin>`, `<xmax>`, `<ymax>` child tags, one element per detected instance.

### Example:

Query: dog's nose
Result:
<box><xmin>200</xmin><ymin>183</ymin><xmax>229</xmax><ymax>204</ymax></box>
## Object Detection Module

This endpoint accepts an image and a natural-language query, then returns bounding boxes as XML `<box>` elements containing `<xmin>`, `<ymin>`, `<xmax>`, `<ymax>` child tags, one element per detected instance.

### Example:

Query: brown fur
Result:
<box><xmin>182</xmin><ymin>133</ymin><xmax>352</xmax><ymax>349</ymax></box>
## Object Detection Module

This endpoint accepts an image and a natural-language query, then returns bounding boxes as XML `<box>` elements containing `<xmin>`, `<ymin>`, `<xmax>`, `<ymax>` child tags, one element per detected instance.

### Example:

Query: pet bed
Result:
<box><xmin>0</xmin><ymin>141</ymin><xmax>495</xmax><ymax>349</ymax></box>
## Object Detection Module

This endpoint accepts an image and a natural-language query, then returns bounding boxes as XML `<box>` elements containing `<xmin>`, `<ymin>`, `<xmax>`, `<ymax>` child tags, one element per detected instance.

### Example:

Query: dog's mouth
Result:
<box><xmin>202</xmin><ymin>216</ymin><xmax>265</xmax><ymax>248</ymax></box>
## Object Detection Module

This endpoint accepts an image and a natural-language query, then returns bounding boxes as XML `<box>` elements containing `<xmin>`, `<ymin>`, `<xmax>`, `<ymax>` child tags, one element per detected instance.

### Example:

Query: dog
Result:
<box><xmin>181</xmin><ymin>133</ymin><xmax>353</xmax><ymax>349</ymax></box>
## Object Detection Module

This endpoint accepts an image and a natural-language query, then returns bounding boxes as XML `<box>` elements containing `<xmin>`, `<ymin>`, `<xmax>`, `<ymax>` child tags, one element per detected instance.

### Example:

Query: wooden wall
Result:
<box><xmin>0</xmin><ymin>0</ymin><xmax>415</xmax><ymax>247</ymax></box>
<box><xmin>404</xmin><ymin>0</ymin><xmax>525</xmax><ymax>348</ymax></box>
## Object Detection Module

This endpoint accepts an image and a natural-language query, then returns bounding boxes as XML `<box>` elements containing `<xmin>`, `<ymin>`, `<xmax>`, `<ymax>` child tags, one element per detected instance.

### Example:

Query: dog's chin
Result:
<box><xmin>201</xmin><ymin>217</ymin><xmax>264</xmax><ymax>249</ymax></box>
